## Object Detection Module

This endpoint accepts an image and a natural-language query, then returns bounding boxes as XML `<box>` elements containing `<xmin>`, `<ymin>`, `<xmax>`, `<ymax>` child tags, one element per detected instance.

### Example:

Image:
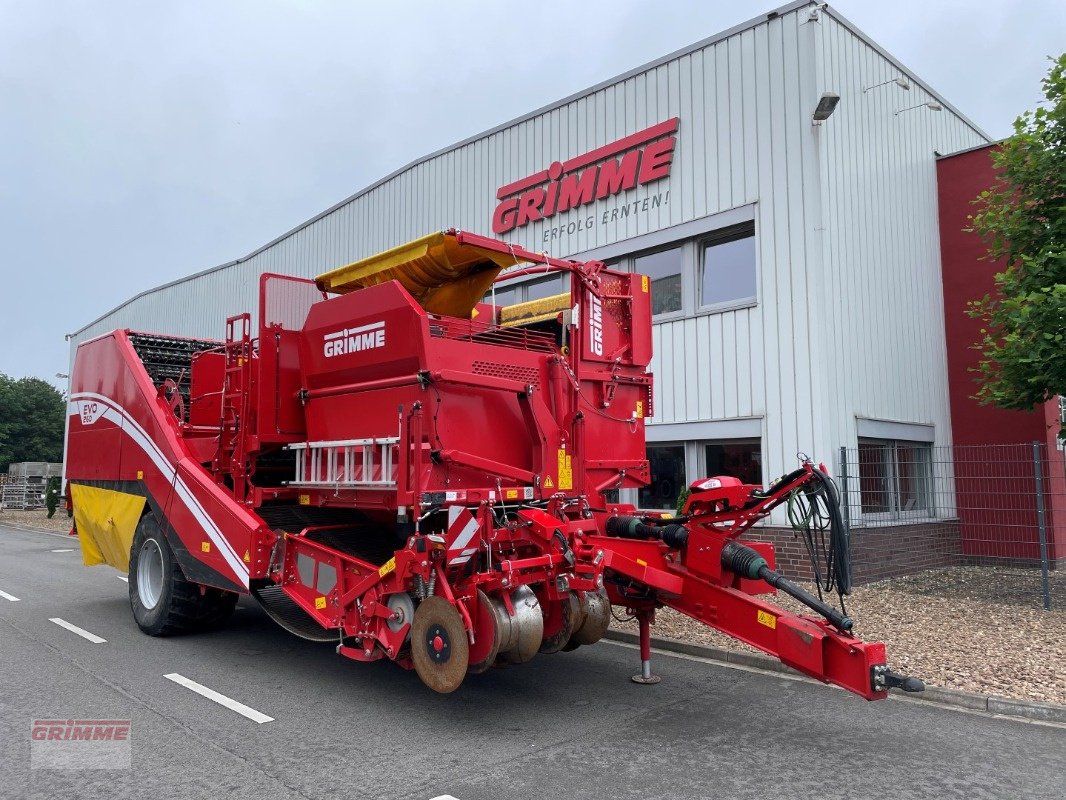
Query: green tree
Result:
<box><xmin>0</xmin><ymin>374</ymin><xmax>66</xmax><ymax>472</ymax></box>
<box><xmin>969</xmin><ymin>54</ymin><xmax>1066</xmax><ymax>424</ymax></box>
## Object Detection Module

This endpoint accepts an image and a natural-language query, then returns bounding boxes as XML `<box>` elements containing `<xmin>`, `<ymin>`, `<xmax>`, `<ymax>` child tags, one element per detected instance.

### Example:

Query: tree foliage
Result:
<box><xmin>968</xmin><ymin>55</ymin><xmax>1066</xmax><ymax>422</ymax></box>
<box><xmin>0</xmin><ymin>374</ymin><xmax>66</xmax><ymax>473</ymax></box>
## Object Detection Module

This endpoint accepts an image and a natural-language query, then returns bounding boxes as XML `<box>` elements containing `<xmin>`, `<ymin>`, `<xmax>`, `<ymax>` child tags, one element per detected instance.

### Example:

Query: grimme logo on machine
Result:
<box><xmin>588</xmin><ymin>293</ymin><xmax>604</xmax><ymax>356</ymax></box>
<box><xmin>491</xmin><ymin>117</ymin><xmax>678</xmax><ymax>234</ymax></box>
<box><xmin>323</xmin><ymin>321</ymin><xmax>386</xmax><ymax>357</ymax></box>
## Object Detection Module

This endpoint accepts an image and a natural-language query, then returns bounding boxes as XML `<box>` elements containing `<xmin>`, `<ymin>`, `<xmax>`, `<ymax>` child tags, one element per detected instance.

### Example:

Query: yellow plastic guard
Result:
<box><xmin>499</xmin><ymin>292</ymin><xmax>570</xmax><ymax>327</ymax></box>
<box><xmin>70</xmin><ymin>484</ymin><xmax>146</xmax><ymax>572</ymax></box>
<box><xmin>315</xmin><ymin>231</ymin><xmax>529</xmax><ymax>319</ymax></box>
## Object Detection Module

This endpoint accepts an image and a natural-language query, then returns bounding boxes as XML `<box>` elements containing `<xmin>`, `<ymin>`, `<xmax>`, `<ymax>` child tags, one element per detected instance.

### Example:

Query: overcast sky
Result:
<box><xmin>1</xmin><ymin>0</ymin><xmax>1062</xmax><ymax>385</ymax></box>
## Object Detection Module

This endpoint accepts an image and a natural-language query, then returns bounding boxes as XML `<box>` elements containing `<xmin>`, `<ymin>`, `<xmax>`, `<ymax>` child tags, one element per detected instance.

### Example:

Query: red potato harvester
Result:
<box><xmin>66</xmin><ymin>229</ymin><xmax>923</xmax><ymax>697</ymax></box>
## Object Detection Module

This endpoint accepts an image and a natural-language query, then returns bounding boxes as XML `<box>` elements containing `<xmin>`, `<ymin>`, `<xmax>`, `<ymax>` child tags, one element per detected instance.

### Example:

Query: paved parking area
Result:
<box><xmin>1</xmin><ymin>523</ymin><xmax>1063</xmax><ymax>800</ymax></box>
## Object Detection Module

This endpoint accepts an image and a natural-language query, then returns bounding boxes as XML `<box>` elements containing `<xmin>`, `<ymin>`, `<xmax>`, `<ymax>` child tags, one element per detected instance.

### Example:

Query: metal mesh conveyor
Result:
<box><xmin>128</xmin><ymin>332</ymin><xmax>221</xmax><ymax>408</ymax></box>
<box><xmin>250</xmin><ymin>583</ymin><xmax>339</xmax><ymax>642</ymax></box>
<box><xmin>252</xmin><ymin>504</ymin><xmax>397</xmax><ymax>642</ymax></box>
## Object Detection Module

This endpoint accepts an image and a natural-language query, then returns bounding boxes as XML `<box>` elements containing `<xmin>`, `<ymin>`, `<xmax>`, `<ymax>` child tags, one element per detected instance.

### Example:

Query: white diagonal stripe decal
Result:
<box><xmin>450</xmin><ymin>517</ymin><xmax>480</xmax><ymax>552</ymax></box>
<box><xmin>68</xmin><ymin>394</ymin><xmax>249</xmax><ymax>584</ymax></box>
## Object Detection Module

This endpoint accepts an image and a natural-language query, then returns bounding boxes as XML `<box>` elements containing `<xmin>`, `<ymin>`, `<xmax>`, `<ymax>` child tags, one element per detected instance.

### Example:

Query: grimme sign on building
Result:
<box><xmin>491</xmin><ymin>117</ymin><xmax>678</xmax><ymax>240</ymax></box>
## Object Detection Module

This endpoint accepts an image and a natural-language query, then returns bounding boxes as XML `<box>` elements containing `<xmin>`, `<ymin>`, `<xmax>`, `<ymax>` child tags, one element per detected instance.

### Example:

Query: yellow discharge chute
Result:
<box><xmin>315</xmin><ymin>231</ymin><xmax>529</xmax><ymax>319</ymax></box>
<box><xmin>70</xmin><ymin>484</ymin><xmax>146</xmax><ymax>572</ymax></box>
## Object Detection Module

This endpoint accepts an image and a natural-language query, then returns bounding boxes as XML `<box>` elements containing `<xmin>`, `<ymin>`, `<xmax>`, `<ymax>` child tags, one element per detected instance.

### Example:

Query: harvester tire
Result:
<box><xmin>128</xmin><ymin>513</ymin><xmax>236</xmax><ymax>636</ymax></box>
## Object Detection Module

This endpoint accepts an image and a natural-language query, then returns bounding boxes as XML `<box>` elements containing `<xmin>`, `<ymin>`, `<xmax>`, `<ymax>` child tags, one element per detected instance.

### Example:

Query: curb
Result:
<box><xmin>0</xmin><ymin>522</ymin><xmax>74</xmax><ymax>537</ymax></box>
<box><xmin>604</xmin><ymin>629</ymin><xmax>1066</xmax><ymax>724</ymax></box>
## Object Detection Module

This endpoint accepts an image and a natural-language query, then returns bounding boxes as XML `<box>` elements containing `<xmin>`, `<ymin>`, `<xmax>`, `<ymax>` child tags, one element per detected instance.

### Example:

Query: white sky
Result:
<box><xmin>1</xmin><ymin>0</ymin><xmax>1062</xmax><ymax>383</ymax></box>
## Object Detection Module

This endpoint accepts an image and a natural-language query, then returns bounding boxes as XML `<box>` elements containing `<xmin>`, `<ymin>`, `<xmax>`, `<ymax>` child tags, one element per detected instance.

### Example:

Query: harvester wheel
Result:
<box><xmin>411</xmin><ymin>596</ymin><xmax>469</xmax><ymax>693</ymax></box>
<box><xmin>128</xmin><ymin>512</ymin><xmax>236</xmax><ymax>636</ymax></box>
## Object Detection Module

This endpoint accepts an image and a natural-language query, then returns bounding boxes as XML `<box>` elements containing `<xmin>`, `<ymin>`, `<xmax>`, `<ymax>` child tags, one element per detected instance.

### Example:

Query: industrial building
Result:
<box><xmin>68</xmin><ymin>1</ymin><xmax>992</xmax><ymax>532</ymax></box>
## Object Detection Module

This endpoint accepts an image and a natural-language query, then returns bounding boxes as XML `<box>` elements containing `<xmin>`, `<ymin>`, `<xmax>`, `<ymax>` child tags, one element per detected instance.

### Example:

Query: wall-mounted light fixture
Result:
<box><xmin>863</xmin><ymin>76</ymin><xmax>911</xmax><ymax>93</ymax></box>
<box><xmin>812</xmin><ymin>92</ymin><xmax>840</xmax><ymax>125</ymax></box>
<box><xmin>894</xmin><ymin>101</ymin><xmax>942</xmax><ymax>116</ymax></box>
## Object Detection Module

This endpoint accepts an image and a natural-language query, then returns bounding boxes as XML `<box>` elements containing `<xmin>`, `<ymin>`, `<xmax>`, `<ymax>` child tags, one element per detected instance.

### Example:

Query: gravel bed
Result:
<box><xmin>0</xmin><ymin>508</ymin><xmax>74</xmax><ymax>533</ymax></box>
<box><xmin>611</xmin><ymin>566</ymin><xmax>1066</xmax><ymax>705</ymax></box>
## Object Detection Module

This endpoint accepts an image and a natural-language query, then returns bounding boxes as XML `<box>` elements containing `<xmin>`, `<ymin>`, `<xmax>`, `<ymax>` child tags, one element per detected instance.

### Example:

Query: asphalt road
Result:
<box><xmin>1</xmin><ymin>523</ymin><xmax>1063</xmax><ymax>800</ymax></box>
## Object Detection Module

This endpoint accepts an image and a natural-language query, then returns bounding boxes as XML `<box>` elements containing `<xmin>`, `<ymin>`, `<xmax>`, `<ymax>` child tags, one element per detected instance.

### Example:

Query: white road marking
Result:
<box><xmin>117</xmin><ymin>575</ymin><xmax>129</xmax><ymax>582</ymax></box>
<box><xmin>164</xmin><ymin>673</ymin><xmax>274</xmax><ymax>724</ymax></box>
<box><xmin>0</xmin><ymin>589</ymin><xmax>20</xmax><ymax>602</ymax></box>
<box><xmin>49</xmin><ymin>617</ymin><xmax>107</xmax><ymax>643</ymax></box>
<box><xmin>50</xmin><ymin>548</ymin><xmax>74</xmax><ymax>553</ymax></box>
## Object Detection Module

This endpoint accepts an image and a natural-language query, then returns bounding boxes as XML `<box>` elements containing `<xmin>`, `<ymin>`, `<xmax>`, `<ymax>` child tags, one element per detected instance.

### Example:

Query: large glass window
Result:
<box><xmin>635</xmin><ymin>246</ymin><xmax>683</xmax><ymax>316</ymax></box>
<box><xmin>701</xmin><ymin>229</ymin><xmax>756</xmax><ymax>308</ymax></box>
<box><xmin>858</xmin><ymin>438</ymin><xmax>933</xmax><ymax>516</ymax></box>
<box><xmin>704</xmin><ymin>439</ymin><xmax>762</xmax><ymax>486</ymax></box>
<box><xmin>483</xmin><ymin>273</ymin><xmax>568</xmax><ymax>307</ymax></box>
<box><xmin>525</xmin><ymin>274</ymin><xmax>567</xmax><ymax>301</ymax></box>
<box><xmin>639</xmin><ymin>444</ymin><xmax>686</xmax><ymax>510</ymax></box>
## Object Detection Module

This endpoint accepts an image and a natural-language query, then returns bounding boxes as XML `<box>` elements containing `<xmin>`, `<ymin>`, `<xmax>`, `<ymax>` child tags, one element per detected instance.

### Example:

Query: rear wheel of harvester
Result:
<box><xmin>410</xmin><ymin>596</ymin><xmax>469</xmax><ymax>693</ymax></box>
<box><xmin>128</xmin><ymin>513</ymin><xmax>237</xmax><ymax>635</ymax></box>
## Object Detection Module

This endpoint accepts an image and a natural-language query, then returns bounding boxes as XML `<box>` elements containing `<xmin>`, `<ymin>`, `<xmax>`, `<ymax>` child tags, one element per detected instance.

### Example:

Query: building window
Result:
<box><xmin>700</xmin><ymin>227</ymin><xmax>756</xmax><ymax>308</ymax></box>
<box><xmin>484</xmin><ymin>272</ymin><xmax>569</xmax><ymax>307</ymax></box>
<box><xmin>639</xmin><ymin>444</ymin><xmax>686</xmax><ymax>510</ymax></box>
<box><xmin>857</xmin><ymin>438</ymin><xmax>933</xmax><ymax>517</ymax></box>
<box><xmin>484</xmin><ymin>284</ymin><xmax>519</xmax><ymax>306</ymax></box>
<box><xmin>634</xmin><ymin>246</ymin><xmax>683</xmax><ymax>316</ymax></box>
<box><xmin>525</xmin><ymin>273</ymin><xmax>567</xmax><ymax>301</ymax></box>
<box><xmin>704</xmin><ymin>439</ymin><xmax>762</xmax><ymax>486</ymax></box>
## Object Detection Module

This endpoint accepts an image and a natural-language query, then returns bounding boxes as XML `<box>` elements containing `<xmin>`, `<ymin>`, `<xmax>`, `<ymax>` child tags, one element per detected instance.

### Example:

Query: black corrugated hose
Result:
<box><xmin>787</xmin><ymin>468</ymin><xmax>852</xmax><ymax>605</ymax></box>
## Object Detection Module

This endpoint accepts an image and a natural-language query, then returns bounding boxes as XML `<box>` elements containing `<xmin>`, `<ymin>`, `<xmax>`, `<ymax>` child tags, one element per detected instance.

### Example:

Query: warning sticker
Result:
<box><xmin>641</xmin><ymin>275</ymin><xmax>649</xmax><ymax>293</ymax></box>
<box><xmin>378</xmin><ymin>557</ymin><xmax>396</xmax><ymax>578</ymax></box>
<box><xmin>200</xmin><ymin>541</ymin><xmax>211</xmax><ymax>553</ymax></box>
<box><xmin>557</xmin><ymin>449</ymin><xmax>573</xmax><ymax>491</ymax></box>
<box><xmin>757</xmin><ymin>610</ymin><xmax>777</xmax><ymax>629</ymax></box>
<box><xmin>543</xmin><ymin>476</ymin><xmax>554</xmax><ymax>489</ymax></box>
<box><xmin>635</xmin><ymin>400</ymin><xmax>644</xmax><ymax>418</ymax></box>
<box><xmin>243</xmin><ymin>550</ymin><xmax>251</xmax><ymax>563</ymax></box>
<box><xmin>505</xmin><ymin>488</ymin><xmax>519</xmax><ymax>500</ymax></box>
<box><xmin>314</xmin><ymin>596</ymin><xmax>327</xmax><ymax>610</ymax></box>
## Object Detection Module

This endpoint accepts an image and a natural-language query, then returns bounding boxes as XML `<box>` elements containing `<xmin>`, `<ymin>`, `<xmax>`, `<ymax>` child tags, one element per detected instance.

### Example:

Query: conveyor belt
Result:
<box><xmin>128</xmin><ymin>332</ymin><xmax>221</xmax><ymax>410</ymax></box>
<box><xmin>251</xmin><ymin>503</ymin><xmax>400</xmax><ymax>642</ymax></box>
<box><xmin>256</xmin><ymin>504</ymin><xmax>397</xmax><ymax>566</ymax></box>
<box><xmin>250</xmin><ymin>583</ymin><xmax>338</xmax><ymax>643</ymax></box>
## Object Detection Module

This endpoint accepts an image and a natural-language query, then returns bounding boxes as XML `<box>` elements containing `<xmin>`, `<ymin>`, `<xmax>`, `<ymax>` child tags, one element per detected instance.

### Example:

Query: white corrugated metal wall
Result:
<box><xmin>813</xmin><ymin>12</ymin><xmax>985</xmax><ymax>459</ymax></box>
<box><xmin>68</xmin><ymin>1</ymin><xmax>987</xmax><ymax>486</ymax></box>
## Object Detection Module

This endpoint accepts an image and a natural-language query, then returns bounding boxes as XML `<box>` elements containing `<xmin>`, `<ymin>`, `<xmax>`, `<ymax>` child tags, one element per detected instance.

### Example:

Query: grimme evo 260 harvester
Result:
<box><xmin>67</xmin><ymin>229</ymin><xmax>923</xmax><ymax>697</ymax></box>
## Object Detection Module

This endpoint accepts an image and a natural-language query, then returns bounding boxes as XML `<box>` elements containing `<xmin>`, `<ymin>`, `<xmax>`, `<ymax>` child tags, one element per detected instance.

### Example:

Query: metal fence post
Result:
<box><xmin>839</xmin><ymin>445</ymin><xmax>851</xmax><ymax>531</ymax></box>
<box><xmin>1032</xmin><ymin>441</ymin><xmax>1052</xmax><ymax>611</ymax></box>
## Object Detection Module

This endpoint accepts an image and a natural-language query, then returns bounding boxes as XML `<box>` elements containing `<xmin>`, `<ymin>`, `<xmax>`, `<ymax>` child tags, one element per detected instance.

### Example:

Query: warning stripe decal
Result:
<box><xmin>445</xmin><ymin>507</ymin><xmax>481</xmax><ymax>566</ymax></box>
